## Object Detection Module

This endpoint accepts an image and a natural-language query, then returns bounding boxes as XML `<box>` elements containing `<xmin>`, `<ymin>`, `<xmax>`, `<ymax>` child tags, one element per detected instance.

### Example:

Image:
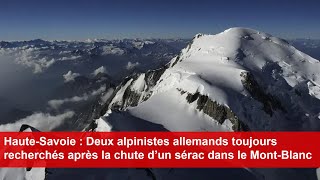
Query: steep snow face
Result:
<box><xmin>104</xmin><ymin>27</ymin><xmax>320</xmax><ymax>132</ymax></box>
<box><xmin>88</xmin><ymin>27</ymin><xmax>320</xmax><ymax>180</ymax></box>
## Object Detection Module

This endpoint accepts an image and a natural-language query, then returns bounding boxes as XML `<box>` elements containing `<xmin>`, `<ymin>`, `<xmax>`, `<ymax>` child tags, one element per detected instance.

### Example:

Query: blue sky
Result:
<box><xmin>0</xmin><ymin>0</ymin><xmax>319</xmax><ymax>40</ymax></box>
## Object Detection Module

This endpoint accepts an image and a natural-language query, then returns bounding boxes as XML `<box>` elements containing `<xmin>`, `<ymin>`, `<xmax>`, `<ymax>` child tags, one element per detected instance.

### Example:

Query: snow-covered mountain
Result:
<box><xmin>97</xmin><ymin>27</ymin><xmax>320</xmax><ymax>132</ymax></box>
<box><xmin>2</xmin><ymin>28</ymin><xmax>320</xmax><ymax>179</ymax></box>
<box><xmin>88</xmin><ymin>27</ymin><xmax>320</xmax><ymax>180</ymax></box>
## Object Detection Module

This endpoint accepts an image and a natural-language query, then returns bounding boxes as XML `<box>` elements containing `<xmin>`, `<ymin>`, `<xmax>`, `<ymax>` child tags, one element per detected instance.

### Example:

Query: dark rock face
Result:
<box><xmin>144</xmin><ymin>66</ymin><xmax>167</xmax><ymax>90</ymax></box>
<box><xmin>19</xmin><ymin>124</ymin><xmax>40</xmax><ymax>132</ymax></box>
<box><xmin>122</xmin><ymin>87</ymin><xmax>142</xmax><ymax>107</ymax></box>
<box><xmin>179</xmin><ymin>89</ymin><xmax>249</xmax><ymax>131</ymax></box>
<box><xmin>71</xmin><ymin>98</ymin><xmax>106</xmax><ymax>131</ymax></box>
<box><xmin>107</xmin><ymin>66</ymin><xmax>168</xmax><ymax>111</ymax></box>
<box><xmin>171</xmin><ymin>55</ymin><xmax>181</xmax><ymax>67</ymax></box>
<box><xmin>240</xmin><ymin>71</ymin><xmax>286</xmax><ymax>116</ymax></box>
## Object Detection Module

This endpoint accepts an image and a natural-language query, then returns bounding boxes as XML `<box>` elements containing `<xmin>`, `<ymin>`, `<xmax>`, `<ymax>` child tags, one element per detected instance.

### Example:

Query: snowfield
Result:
<box><xmin>104</xmin><ymin>27</ymin><xmax>320</xmax><ymax>132</ymax></box>
<box><xmin>95</xmin><ymin>27</ymin><xmax>320</xmax><ymax>180</ymax></box>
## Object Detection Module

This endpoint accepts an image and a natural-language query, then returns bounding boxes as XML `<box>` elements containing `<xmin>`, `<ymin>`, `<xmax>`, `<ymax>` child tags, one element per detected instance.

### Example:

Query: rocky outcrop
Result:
<box><xmin>240</xmin><ymin>72</ymin><xmax>286</xmax><ymax>116</ymax></box>
<box><xmin>100</xmin><ymin>65</ymin><xmax>167</xmax><ymax>113</ymax></box>
<box><xmin>121</xmin><ymin>87</ymin><xmax>142</xmax><ymax>107</ymax></box>
<box><xmin>179</xmin><ymin>89</ymin><xmax>249</xmax><ymax>131</ymax></box>
<box><xmin>171</xmin><ymin>55</ymin><xmax>181</xmax><ymax>67</ymax></box>
<box><xmin>144</xmin><ymin>65</ymin><xmax>167</xmax><ymax>90</ymax></box>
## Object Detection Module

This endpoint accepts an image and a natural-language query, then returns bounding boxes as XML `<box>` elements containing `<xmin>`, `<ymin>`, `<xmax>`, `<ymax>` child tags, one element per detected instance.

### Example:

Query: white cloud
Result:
<box><xmin>0</xmin><ymin>46</ymin><xmax>56</xmax><ymax>73</ymax></box>
<box><xmin>0</xmin><ymin>111</ymin><xmax>74</xmax><ymax>132</ymax></box>
<box><xmin>90</xmin><ymin>86</ymin><xmax>107</xmax><ymax>96</ymax></box>
<box><xmin>0</xmin><ymin>47</ymin><xmax>82</xmax><ymax>73</ymax></box>
<box><xmin>48</xmin><ymin>86</ymin><xmax>106</xmax><ymax>109</ymax></box>
<box><xmin>101</xmin><ymin>45</ymin><xmax>125</xmax><ymax>55</ymax></box>
<box><xmin>92</xmin><ymin>66</ymin><xmax>107</xmax><ymax>76</ymax></box>
<box><xmin>57</xmin><ymin>55</ymin><xmax>81</xmax><ymax>61</ymax></box>
<box><xmin>48</xmin><ymin>96</ymin><xmax>87</xmax><ymax>109</ymax></box>
<box><xmin>63</xmin><ymin>70</ymin><xmax>80</xmax><ymax>82</ymax></box>
<box><xmin>126</xmin><ymin>61</ymin><xmax>140</xmax><ymax>70</ymax></box>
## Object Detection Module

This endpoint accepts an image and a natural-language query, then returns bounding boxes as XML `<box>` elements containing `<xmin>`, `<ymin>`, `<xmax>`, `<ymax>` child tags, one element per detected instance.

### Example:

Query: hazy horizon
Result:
<box><xmin>1</xmin><ymin>0</ymin><xmax>320</xmax><ymax>41</ymax></box>
<box><xmin>2</xmin><ymin>31</ymin><xmax>320</xmax><ymax>42</ymax></box>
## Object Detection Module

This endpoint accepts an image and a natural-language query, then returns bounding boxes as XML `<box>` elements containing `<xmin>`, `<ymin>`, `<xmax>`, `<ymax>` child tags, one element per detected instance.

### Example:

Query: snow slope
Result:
<box><xmin>103</xmin><ymin>27</ymin><xmax>320</xmax><ymax>132</ymax></box>
<box><xmin>93</xmin><ymin>27</ymin><xmax>320</xmax><ymax>180</ymax></box>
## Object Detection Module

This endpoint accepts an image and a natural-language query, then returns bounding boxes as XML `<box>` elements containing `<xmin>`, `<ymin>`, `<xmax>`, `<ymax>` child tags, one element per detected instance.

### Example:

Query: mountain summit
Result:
<box><xmin>96</xmin><ymin>27</ymin><xmax>320</xmax><ymax>133</ymax></box>
<box><xmin>82</xmin><ymin>27</ymin><xmax>320</xmax><ymax>179</ymax></box>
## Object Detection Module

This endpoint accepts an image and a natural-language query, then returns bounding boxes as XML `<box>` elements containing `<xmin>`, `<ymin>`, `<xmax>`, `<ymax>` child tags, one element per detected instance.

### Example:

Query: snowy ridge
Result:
<box><xmin>99</xmin><ymin>27</ymin><xmax>320</xmax><ymax>133</ymax></box>
<box><xmin>91</xmin><ymin>27</ymin><xmax>320</xmax><ymax>180</ymax></box>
